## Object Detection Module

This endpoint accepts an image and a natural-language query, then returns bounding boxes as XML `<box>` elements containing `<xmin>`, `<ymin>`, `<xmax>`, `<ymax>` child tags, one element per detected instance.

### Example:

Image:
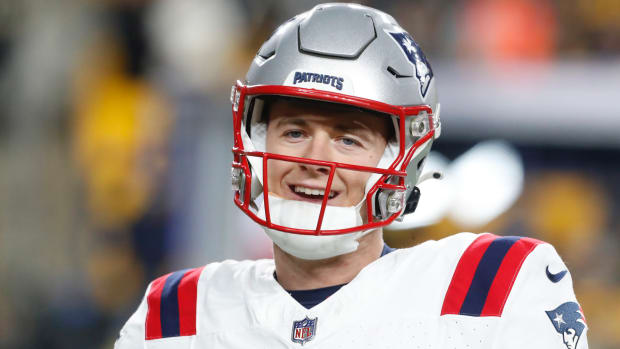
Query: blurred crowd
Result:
<box><xmin>0</xmin><ymin>0</ymin><xmax>618</xmax><ymax>348</ymax></box>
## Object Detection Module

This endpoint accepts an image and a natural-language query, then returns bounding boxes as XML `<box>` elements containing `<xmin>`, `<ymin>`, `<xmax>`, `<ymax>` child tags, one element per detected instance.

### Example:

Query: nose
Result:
<box><xmin>300</xmin><ymin>163</ymin><xmax>331</xmax><ymax>175</ymax></box>
<box><xmin>299</xmin><ymin>134</ymin><xmax>332</xmax><ymax>175</ymax></box>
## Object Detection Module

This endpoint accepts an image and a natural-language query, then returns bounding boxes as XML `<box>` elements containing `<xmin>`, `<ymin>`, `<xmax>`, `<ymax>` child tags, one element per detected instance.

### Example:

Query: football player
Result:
<box><xmin>116</xmin><ymin>3</ymin><xmax>588</xmax><ymax>348</ymax></box>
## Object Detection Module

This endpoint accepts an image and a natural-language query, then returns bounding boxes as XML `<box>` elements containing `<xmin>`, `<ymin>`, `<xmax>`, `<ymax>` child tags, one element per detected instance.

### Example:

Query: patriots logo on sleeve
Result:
<box><xmin>387</xmin><ymin>31</ymin><xmax>434</xmax><ymax>98</ymax></box>
<box><xmin>546</xmin><ymin>302</ymin><xmax>587</xmax><ymax>349</ymax></box>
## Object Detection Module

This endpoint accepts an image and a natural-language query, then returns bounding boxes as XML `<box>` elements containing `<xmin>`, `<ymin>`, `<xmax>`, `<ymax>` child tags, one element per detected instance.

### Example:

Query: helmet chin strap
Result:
<box><xmin>263</xmin><ymin>227</ymin><xmax>371</xmax><ymax>260</ymax></box>
<box><xmin>256</xmin><ymin>193</ymin><xmax>372</xmax><ymax>260</ymax></box>
<box><xmin>256</xmin><ymin>192</ymin><xmax>366</xmax><ymax>231</ymax></box>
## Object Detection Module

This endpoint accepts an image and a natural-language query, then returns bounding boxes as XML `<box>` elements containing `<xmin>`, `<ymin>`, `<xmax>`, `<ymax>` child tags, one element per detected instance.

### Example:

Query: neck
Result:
<box><xmin>273</xmin><ymin>229</ymin><xmax>384</xmax><ymax>290</ymax></box>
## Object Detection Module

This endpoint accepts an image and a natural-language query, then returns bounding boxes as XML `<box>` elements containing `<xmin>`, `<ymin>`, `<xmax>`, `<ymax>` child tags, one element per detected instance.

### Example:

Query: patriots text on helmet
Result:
<box><xmin>293</xmin><ymin>71</ymin><xmax>344</xmax><ymax>90</ymax></box>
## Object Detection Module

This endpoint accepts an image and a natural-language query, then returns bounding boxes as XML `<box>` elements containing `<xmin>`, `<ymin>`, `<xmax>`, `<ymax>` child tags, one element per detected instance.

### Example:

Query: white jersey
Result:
<box><xmin>115</xmin><ymin>233</ymin><xmax>588</xmax><ymax>349</ymax></box>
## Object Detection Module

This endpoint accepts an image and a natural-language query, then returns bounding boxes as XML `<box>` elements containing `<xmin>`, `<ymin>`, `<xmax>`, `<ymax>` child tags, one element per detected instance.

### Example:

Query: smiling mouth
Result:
<box><xmin>289</xmin><ymin>185</ymin><xmax>339</xmax><ymax>201</ymax></box>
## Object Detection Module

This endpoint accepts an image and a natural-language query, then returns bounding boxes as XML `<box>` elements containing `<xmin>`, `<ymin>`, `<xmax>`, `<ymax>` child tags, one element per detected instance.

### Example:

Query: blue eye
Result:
<box><xmin>286</xmin><ymin>130</ymin><xmax>303</xmax><ymax>138</ymax></box>
<box><xmin>341</xmin><ymin>138</ymin><xmax>356</xmax><ymax>146</ymax></box>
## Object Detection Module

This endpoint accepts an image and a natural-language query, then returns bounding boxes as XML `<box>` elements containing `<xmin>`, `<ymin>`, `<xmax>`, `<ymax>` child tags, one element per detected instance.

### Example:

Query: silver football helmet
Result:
<box><xmin>230</xmin><ymin>3</ymin><xmax>440</xmax><ymax>259</ymax></box>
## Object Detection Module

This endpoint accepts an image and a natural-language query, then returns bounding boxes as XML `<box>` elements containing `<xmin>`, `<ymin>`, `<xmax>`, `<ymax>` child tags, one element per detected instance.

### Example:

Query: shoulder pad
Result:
<box><xmin>145</xmin><ymin>266</ymin><xmax>204</xmax><ymax>340</ymax></box>
<box><xmin>441</xmin><ymin>234</ymin><xmax>543</xmax><ymax>317</ymax></box>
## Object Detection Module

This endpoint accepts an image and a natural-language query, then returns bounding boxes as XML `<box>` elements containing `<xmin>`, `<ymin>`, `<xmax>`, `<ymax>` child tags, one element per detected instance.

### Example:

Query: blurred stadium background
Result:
<box><xmin>0</xmin><ymin>0</ymin><xmax>619</xmax><ymax>348</ymax></box>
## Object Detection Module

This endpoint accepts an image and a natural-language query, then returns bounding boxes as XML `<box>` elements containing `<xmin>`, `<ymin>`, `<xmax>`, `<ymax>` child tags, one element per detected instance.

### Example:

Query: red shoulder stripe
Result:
<box><xmin>480</xmin><ymin>237</ymin><xmax>543</xmax><ymax>316</ymax></box>
<box><xmin>178</xmin><ymin>267</ymin><xmax>204</xmax><ymax>336</ymax></box>
<box><xmin>145</xmin><ymin>267</ymin><xmax>205</xmax><ymax>340</ymax></box>
<box><xmin>440</xmin><ymin>234</ymin><xmax>497</xmax><ymax>315</ymax></box>
<box><xmin>145</xmin><ymin>272</ymin><xmax>170</xmax><ymax>340</ymax></box>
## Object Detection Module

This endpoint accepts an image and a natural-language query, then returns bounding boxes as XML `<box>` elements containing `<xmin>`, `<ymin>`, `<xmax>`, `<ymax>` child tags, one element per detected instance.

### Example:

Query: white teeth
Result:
<box><xmin>294</xmin><ymin>185</ymin><xmax>334</xmax><ymax>198</ymax></box>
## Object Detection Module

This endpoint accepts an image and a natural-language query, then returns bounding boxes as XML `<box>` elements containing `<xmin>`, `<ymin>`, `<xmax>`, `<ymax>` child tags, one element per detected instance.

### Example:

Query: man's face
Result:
<box><xmin>563</xmin><ymin>328</ymin><xmax>579</xmax><ymax>349</ymax></box>
<box><xmin>265</xmin><ymin>99</ymin><xmax>390</xmax><ymax>208</ymax></box>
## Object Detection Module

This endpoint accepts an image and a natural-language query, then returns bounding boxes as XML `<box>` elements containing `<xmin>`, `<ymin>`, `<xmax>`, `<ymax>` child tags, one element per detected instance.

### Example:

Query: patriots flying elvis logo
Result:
<box><xmin>546</xmin><ymin>302</ymin><xmax>587</xmax><ymax>349</ymax></box>
<box><xmin>388</xmin><ymin>31</ymin><xmax>433</xmax><ymax>98</ymax></box>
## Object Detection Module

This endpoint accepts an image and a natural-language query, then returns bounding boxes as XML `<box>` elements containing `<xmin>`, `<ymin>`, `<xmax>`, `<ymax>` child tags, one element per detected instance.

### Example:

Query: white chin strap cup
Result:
<box><xmin>256</xmin><ymin>194</ymin><xmax>371</xmax><ymax>260</ymax></box>
<box><xmin>265</xmin><ymin>228</ymin><xmax>369</xmax><ymax>260</ymax></box>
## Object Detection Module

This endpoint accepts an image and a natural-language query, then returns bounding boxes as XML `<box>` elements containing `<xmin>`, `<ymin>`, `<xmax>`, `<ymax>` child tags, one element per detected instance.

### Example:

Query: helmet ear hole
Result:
<box><xmin>403</xmin><ymin>186</ymin><xmax>421</xmax><ymax>215</ymax></box>
<box><xmin>374</xmin><ymin>191</ymin><xmax>382</xmax><ymax>218</ymax></box>
<box><xmin>417</xmin><ymin>156</ymin><xmax>426</xmax><ymax>170</ymax></box>
<box><xmin>245</xmin><ymin>98</ymin><xmax>257</xmax><ymax>137</ymax></box>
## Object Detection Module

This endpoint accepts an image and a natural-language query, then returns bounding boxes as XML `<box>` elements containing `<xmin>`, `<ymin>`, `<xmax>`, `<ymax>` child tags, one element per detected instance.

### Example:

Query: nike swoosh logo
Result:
<box><xmin>546</xmin><ymin>265</ymin><xmax>568</xmax><ymax>283</ymax></box>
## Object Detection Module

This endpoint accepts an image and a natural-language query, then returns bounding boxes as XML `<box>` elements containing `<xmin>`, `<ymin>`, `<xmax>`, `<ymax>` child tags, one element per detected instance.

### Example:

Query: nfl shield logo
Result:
<box><xmin>291</xmin><ymin>316</ymin><xmax>317</xmax><ymax>345</ymax></box>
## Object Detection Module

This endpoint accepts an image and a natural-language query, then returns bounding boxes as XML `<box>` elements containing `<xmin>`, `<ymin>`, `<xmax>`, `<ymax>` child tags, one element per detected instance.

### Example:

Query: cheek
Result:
<box><xmin>265</xmin><ymin>131</ymin><xmax>287</xmax><ymax>191</ymax></box>
<box><xmin>340</xmin><ymin>170</ymin><xmax>372</xmax><ymax>200</ymax></box>
<box><xmin>341</xmin><ymin>147</ymin><xmax>384</xmax><ymax>197</ymax></box>
<box><xmin>369</xmin><ymin>144</ymin><xmax>387</xmax><ymax>166</ymax></box>
<box><xmin>341</xmin><ymin>149</ymin><xmax>383</xmax><ymax>168</ymax></box>
<box><xmin>266</xmin><ymin>160</ymin><xmax>284</xmax><ymax>188</ymax></box>
<box><xmin>357</xmin><ymin>172</ymin><xmax>372</xmax><ymax>190</ymax></box>
<box><xmin>343</xmin><ymin>141</ymin><xmax>387</xmax><ymax>170</ymax></box>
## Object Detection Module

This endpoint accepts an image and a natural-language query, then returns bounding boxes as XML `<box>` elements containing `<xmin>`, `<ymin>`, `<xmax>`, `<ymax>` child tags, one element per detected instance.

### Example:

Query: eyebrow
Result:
<box><xmin>338</xmin><ymin>120</ymin><xmax>373</xmax><ymax>133</ymax></box>
<box><xmin>275</xmin><ymin>117</ymin><xmax>307</xmax><ymax>128</ymax></box>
